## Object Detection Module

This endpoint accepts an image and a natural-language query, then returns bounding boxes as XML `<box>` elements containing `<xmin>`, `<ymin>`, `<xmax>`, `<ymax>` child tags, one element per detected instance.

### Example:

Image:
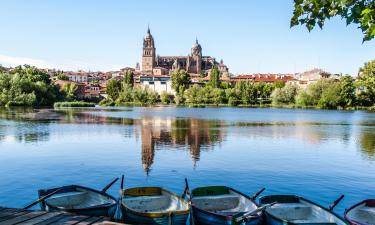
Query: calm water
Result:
<box><xmin>0</xmin><ymin>106</ymin><xmax>374</xmax><ymax>214</ymax></box>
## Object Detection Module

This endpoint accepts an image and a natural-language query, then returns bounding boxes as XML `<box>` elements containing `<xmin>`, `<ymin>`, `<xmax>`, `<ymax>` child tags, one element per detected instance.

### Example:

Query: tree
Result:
<box><xmin>56</xmin><ymin>72</ymin><xmax>69</xmax><ymax>81</ymax></box>
<box><xmin>357</xmin><ymin>60</ymin><xmax>375</xmax><ymax>106</ymax></box>
<box><xmin>271</xmin><ymin>84</ymin><xmax>298</xmax><ymax>105</ymax></box>
<box><xmin>209</xmin><ymin>66</ymin><xmax>220</xmax><ymax>88</ymax></box>
<box><xmin>339</xmin><ymin>75</ymin><xmax>356</xmax><ymax>108</ymax></box>
<box><xmin>124</xmin><ymin>71</ymin><xmax>134</xmax><ymax>86</ymax></box>
<box><xmin>318</xmin><ymin>82</ymin><xmax>342</xmax><ymax>109</ymax></box>
<box><xmin>184</xmin><ymin>84</ymin><xmax>202</xmax><ymax>105</ymax></box>
<box><xmin>0</xmin><ymin>65</ymin><xmax>62</xmax><ymax>106</ymax></box>
<box><xmin>63</xmin><ymin>83</ymin><xmax>78</xmax><ymax>101</ymax></box>
<box><xmin>274</xmin><ymin>80</ymin><xmax>286</xmax><ymax>89</ymax></box>
<box><xmin>160</xmin><ymin>91</ymin><xmax>173</xmax><ymax>104</ymax></box>
<box><xmin>291</xmin><ymin>0</ymin><xmax>375</xmax><ymax>41</ymax></box>
<box><xmin>171</xmin><ymin>69</ymin><xmax>190</xmax><ymax>94</ymax></box>
<box><xmin>106</xmin><ymin>79</ymin><xmax>122</xmax><ymax>101</ymax></box>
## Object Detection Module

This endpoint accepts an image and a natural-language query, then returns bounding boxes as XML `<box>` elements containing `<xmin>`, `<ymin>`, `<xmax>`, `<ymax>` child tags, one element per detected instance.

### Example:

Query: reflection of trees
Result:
<box><xmin>139</xmin><ymin>118</ymin><xmax>224</xmax><ymax>174</ymax></box>
<box><xmin>358</xmin><ymin>129</ymin><xmax>375</xmax><ymax>159</ymax></box>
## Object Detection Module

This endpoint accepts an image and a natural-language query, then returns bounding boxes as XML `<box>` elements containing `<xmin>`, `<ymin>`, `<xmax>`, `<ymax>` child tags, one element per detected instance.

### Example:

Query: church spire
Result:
<box><xmin>147</xmin><ymin>24</ymin><xmax>150</xmax><ymax>34</ymax></box>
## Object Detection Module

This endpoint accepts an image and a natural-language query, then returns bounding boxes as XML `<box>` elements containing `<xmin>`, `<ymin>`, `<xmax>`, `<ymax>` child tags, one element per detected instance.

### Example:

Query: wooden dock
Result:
<box><xmin>0</xmin><ymin>207</ymin><xmax>125</xmax><ymax>225</ymax></box>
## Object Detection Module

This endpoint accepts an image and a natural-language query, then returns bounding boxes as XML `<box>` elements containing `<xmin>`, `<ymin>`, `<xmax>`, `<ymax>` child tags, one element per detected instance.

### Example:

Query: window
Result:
<box><xmin>161</xmin><ymin>81</ymin><xmax>166</xmax><ymax>85</ymax></box>
<box><xmin>149</xmin><ymin>81</ymin><xmax>154</xmax><ymax>85</ymax></box>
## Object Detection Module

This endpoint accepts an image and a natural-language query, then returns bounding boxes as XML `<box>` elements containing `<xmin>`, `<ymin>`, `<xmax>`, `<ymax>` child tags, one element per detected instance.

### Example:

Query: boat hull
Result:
<box><xmin>124</xmin><ymin>209</ymin><xmax>189</xmax><ymax>225</ymax></box>
<box><xmin>192</xmin><ymin>205</ymin><xmax>261</xmax><ymax>225</ymax></box>
<box><xmin>191</xmin><ymin>186</ymin><xmax>262</xmax><ymax>225</ymax></box>
<box><xmin>260</xmin><ymin>195</ymin><xmax>348</xmax><ymax>225</ymax></box>
<box><xmin>38</xmin><ymin>185</ymin><xmax>116</xmax><ymax>217</ymax></box>
<box><xmin>122</xmin><ymin>187</ymin><xmax>189</xmax><ymax>225</ymax></box>
<box><xmin>345</xmin><ymin>199</ymin><xmax>375</xmax><ymax>225</ymax></box>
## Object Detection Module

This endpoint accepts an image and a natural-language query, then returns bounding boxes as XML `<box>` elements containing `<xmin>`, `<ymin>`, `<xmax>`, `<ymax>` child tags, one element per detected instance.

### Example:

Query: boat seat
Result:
<box><xmin>268</xmin><ymin>203</ymin><xmax>312</xmax><ymax>220</ymax></box>
<box><xmin>356</xmin><ymin>207</ymin><xmax>375</xmax><ymax>222</ymax></box>
<box><xmin>46</xmin><ymin>191</ymin><xmax>87</xmax><ymax>207</ymax></box>
<box><xmin>291</xmin><ymin>222</ymin><xmax>337</xmax><ymax>225</ymax></box>
<box><xmin>124</xmin><ymin>195</ymin><xmax>171</xmax><ymax>212</ymax></box>
<box><xmin>359</xmin><ymin>207</ymin><xmax>375</xmax><ymax>214</ymax></box>
<box><xmin>193</xmin><ymin>194</ymin><xmax>240</xmax><ymax>211</ymax></box>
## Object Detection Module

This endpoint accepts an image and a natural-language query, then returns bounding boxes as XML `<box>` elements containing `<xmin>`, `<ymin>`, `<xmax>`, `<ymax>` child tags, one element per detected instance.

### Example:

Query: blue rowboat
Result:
<box><xmin>121</xmin><ymin>187</ymin><xmax>189</xmax><ymax>225</ymax></box>
<box><xmin>38</xmin><ymin>185</ymin><xmax>117</xmax><ymax>217</ymax></box>
<box><xmin>345</xmin><ymin>199</ymin><xmax>375</xmax><ymax>225</ymax></box>
<box><xmin>190</xmin><ymin>186</ymin><xmax>263</xmax><ymax>225</ymax></box>
<box><xmin>259</xmin><ymin>195</ymin><xmax>348</xmax><ymax>225</ymax></box>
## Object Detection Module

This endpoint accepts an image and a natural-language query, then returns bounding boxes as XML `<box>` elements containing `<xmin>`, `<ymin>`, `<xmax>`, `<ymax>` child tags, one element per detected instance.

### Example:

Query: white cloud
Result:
<box><xmin>0</xmin><ymin>54</ymin><xmax>123</xmax><ymax>71</ymax></box>
<box><xmin>0</xmin><ymin>54</ymin><xmax>52</xmax><ymax>69</ymax></box>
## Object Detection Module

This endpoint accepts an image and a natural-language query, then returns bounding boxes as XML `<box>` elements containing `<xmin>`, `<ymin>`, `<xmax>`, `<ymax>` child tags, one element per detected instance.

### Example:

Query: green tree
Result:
<box><xmin>160</xmin><ymin>91</ymin><xmax>173</xmax><ymax>104</ymax></box>
<box><xmin>357</xmin><ymin>60</ymin><xmax>375</xmax><ymax>106</ymax></box>
<box><xmin>318</xmin><ymin>82</ymin><xmax>342</xmax><ymax>109</ymax></box>
<box><xmin>0</xmin><ymin>65</ymin><xmax>62</xmax><ymax>106</ymax></box>
<box><xmin>291</xmin><ymin>0</ymin><xmax>375</xmax><ymax>41</ymax></box>
<box><xmin>274</xmin><ymin>80</ymin><xmax>286</xmax><ymax>89</ymax></box>
<box><xmin>56</xmin><ymin>72</ymin><xmax>69</xmax><ymax>81</ymax></box>
<box><xmin>339</xmin><ymin>75</ymin><xmax>356</xmax><ymax>108</ymax></box>
<box><xmin>106</xmin><ymin>79</ymin><xmax>122</xmax><ymax>101</ymax></box>
<box><xmin>171</xmin><ymin>69</ymin><xmax>190</xmax><ymax>94</ymax></box>
<box><xmin>184</xmin><ymin>84</ymin><xmax>202</xmax><ymax>105</ymax></box>
<box><xmin>271</xmin><ymin>84</ymin><xmax>298</xmax><ymax>105</ymax></box>
<box><xmin>209</xmin><ymin>66</ymin><xmax>220</xmax><ymax>88</ymax></box>
<box><xmin>124</xmin><ymin>71</ymin><xmax>134</xmax><ymax>86</ymax></box>
<box><xmin>63</xmin><ymin>83</ymin><xmax>78</xmax><ymax>101</ymax></box>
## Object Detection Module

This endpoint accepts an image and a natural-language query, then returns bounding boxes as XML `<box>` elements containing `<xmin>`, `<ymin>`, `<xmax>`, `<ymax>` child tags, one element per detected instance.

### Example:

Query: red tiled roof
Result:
<box><xmin>232</xmin><ymin>74</ymin><xmax>296</xmax><ymax>82</ymax></box>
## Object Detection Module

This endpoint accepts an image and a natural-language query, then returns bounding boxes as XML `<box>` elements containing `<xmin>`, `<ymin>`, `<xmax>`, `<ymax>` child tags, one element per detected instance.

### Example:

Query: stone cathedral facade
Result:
<box><xmin>141</xmin><ymin>27</ymin><xmax>228</xmax><ymax>76</ymax></box>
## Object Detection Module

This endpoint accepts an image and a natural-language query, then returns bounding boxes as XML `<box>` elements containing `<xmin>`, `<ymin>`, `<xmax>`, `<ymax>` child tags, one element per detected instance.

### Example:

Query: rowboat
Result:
<box><xmin>259</xmin><ymin>195</ymin><xmax>348</xmax><ymax>225</ymax></box>
<box><xmin>190</xmin><ymin>186</ymin><xmax>264</xmax><ymax>225</ymax></box>
<box><xmin>37</xmin><ymin>178</ymin><xmax>118</xmax><ymax>217</ymax></box>
<box><xmin>345</xmin><ymin>199</ymin><xmax>375</xmax><ymax>225</ymax></box>
<box><xmin>121</xmin><ymin>187</ymin><xmax>190</xmax><ymax>225</ymax></box>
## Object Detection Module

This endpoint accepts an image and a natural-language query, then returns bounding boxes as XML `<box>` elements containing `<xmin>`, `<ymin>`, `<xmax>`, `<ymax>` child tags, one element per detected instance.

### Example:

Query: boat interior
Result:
<box><xmin>45</xmin><ymin>187</ymin><xmax>115</xmax><ymax>209</ymax></box>
<box><xmin>266</xmin><ymin>199</ymin><xmax>346</xmax><ymax>225</ymax></box>
<box><xmin>192</xmin><ymin>189</ymin><xmax>257</xmax><ymax>216</ymax></box>
<box><xmin>346</xmin><ymin>201</ymin><xmax>375</xmax><ymax>225</ymax></box>
<box><xmin>122</xmin><ymin>187</ymin><xmax>189</xmax><ymax>213</ymax></box>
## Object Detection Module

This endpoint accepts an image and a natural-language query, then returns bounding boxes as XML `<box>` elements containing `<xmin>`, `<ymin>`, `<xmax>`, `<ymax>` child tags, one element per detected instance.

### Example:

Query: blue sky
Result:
<box><xmin>0</xmin><ymin>0</ymin><xmax>374</xmax><ymax>75</ymax></box>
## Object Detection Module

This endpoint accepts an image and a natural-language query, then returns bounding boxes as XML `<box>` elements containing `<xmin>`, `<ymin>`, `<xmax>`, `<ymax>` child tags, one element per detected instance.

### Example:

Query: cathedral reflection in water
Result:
<box><xmin>136</xmin><ymin>118</ymin><xmax>224</xmax><ymax>174</ymax></box>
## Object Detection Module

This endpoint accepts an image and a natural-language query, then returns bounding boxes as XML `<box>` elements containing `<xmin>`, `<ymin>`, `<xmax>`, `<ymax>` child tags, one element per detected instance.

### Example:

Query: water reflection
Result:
<box><xmin>358</xmin><ymin>128</ymin><xmax>375</xmax><ymax>159</ymax></box>
<box><xmin>137</xmin><ymin>118</ymin><xmax>224</xmax><ymax>173</ymax></box>
<box><xmin>0</xmin><ymin>107</ymin><xmax>375</xmax><ymax>175</ymax></box>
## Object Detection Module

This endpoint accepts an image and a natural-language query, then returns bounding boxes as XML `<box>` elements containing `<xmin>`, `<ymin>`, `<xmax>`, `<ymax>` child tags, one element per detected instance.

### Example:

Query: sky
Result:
<box><xmin>1</xmin><ymin>0</ymin><xmax>375</xmax><ymax>76</ymax></box>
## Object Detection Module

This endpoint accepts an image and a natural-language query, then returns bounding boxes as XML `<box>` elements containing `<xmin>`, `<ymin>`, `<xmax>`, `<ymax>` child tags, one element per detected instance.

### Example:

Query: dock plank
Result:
<box><xmin>16</xmin><ymin>212</ymin><xmax>63</xmax><ymax>225</ymax></box>
<box><xmin>34</xmin><ymin>214</ymin><xmax>70</xmax><ymax>225</ymax></box>
<box><xmin>0</xmin><ymin>208</ymin><xmax>116</xmax><ymax>225</ymax></box>
<box><xmin>0</xmin><ymin>210</ymin><xmax>31</xmax><ymax>222</ymax></box>
<box><xmin>51</xmin><ymin>214</ymin><xmax>91</xmax><ymax>225</ymax></box>
<box><xmin>78</xmin><ymin>217</ymin><xmax>105</xmax><ymax>225</ymax></box>
<box><xmin>0</xmin><ymin>211</ymin><xmax>47</xmax><ymax>225</ymax></box>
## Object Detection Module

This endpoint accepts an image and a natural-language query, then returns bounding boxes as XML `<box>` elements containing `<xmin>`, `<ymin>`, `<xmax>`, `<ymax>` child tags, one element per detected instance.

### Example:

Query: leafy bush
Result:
<box><xmin>54</xmin><ymin>101</ymin><xmax>95</xmax><ymax>107</ymax></box>
<box><xmin>0</xmin><ymin>65</ymin><xmax>63</xmax><ymax>107</ymax></box>
<box><xmin>271</xmin><ymin>84</ymin><xmax>298</xmax><ymax>105</ymax></box>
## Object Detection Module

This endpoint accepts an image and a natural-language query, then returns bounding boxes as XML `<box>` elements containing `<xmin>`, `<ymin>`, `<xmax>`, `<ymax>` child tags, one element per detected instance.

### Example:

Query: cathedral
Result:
<box><xmin>141</xmin><ymin>27</ymin><xmax>228</xmax><ymax>76</ymax></box>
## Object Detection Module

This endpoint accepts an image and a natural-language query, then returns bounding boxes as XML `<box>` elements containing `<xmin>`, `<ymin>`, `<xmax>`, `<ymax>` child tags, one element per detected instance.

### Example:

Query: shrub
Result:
<box><xmin>54</xmin><ymin>101</ymin><xmax>95</xmax><ymax>108</ymax></box>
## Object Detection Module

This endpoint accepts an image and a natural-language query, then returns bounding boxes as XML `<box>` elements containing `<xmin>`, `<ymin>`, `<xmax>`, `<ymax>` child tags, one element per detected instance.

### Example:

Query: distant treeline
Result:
<box><xmin>103</xmin><ymin>63</ymin><xmax>375</xmax><ymax>110</ymax></box>
<box><xmin>1</xmin><ymin>62</ymin><xmax>375</xmax><ymax>111</ymax></box>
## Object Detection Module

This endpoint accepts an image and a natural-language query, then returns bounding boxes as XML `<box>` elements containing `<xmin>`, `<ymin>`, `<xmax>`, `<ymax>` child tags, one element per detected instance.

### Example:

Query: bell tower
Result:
<box><xmin>191</xmin><ymin>38</ymin><xmax>202</xmax><ymax>74</ymax></box>
<box><xmin>142</xmin><ymin>26</ymin><xmax>156</xmax><ymax>74</ymax></box>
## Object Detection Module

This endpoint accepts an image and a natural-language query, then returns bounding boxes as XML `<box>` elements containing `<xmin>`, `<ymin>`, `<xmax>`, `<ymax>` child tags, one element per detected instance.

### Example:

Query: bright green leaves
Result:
<box><xmin>291</xmin><ymin>0</ymin><xmax>375</xmax><ymax>42</ymax></box>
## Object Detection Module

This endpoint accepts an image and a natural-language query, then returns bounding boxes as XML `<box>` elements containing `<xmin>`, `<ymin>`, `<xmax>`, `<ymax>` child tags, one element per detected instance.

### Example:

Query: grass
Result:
<box><xmin>54</xmin><ymin>101</ymin><xmax>96</xmax><ymax>108</ymax></box>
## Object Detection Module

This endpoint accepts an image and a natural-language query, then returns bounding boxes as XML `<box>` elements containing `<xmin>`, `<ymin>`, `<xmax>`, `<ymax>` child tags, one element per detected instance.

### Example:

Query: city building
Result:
<box><xmin>65</xmin><ymin>71</ymin><xmax>89</xmax><ymax>83</ymax></box>
<box><xmin>141</xmin><ymin>27</ymin><xmax>228</xmax><ymax>76</ymax></box>
<box><xmin>139</xmin><ymin>75</ymin><xmax>174</xmax><ymax>95</ymax></box>
<box><xmin>231</xmin><ymin>73</ymin><xmax>296</xmax><ymax>84</ymax></box>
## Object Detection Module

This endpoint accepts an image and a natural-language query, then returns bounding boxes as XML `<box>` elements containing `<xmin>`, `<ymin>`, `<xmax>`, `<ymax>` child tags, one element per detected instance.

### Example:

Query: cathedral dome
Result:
<box><xmin>191</xmin><ymin>38</ymin><xmax>202</xmax><ymax>56</ymax></box>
